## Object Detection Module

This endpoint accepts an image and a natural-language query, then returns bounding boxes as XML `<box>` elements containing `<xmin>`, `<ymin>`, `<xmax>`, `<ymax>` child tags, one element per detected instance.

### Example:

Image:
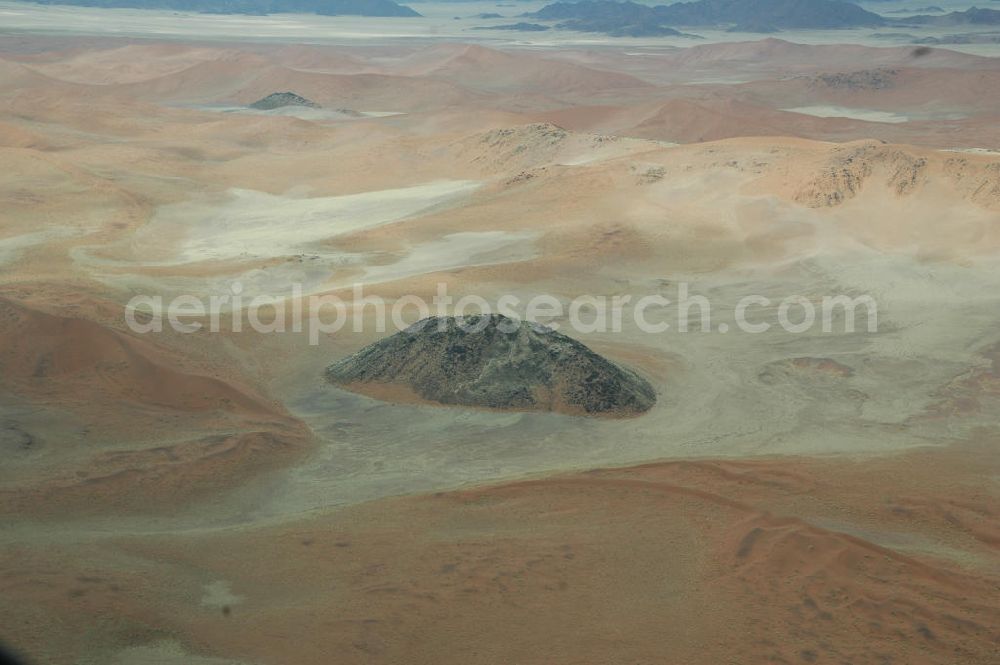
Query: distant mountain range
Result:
<box><xmin>527</xmin><ymin>1</ymin><xmax>687</xmax><ymax>35</ymax></box>
<box><xmin>473</xmin><ymin>21</ymin><xmax>551</xmax><ymax>31</ymax></box>
<box><xmin>658</xmin><ymin>0</ymin><xmax>884</xmax><ymax>28</ymax></box>
<box><xmin>912</xmin><ymin>32</ymin><xmax>1000</xmax><ymax>44</ymax></box>
<box><xmin>883</xmin><ymin>6</ymin><xmax>944</xmax><ymax>14</ymax></box>
<box><xmin>523</xmin><ymin>0</ymin><xmax>1000</xmax><ymax>36</ymax></box>
<box><xmin>16</xmin><ymin>0</ymin><xmax>1000</xmax><ymax>33</ymax></box>
<box><xmin>526</xmin><ymin>0</ymin><xmax>885</xmax><ymax>34</ymax></box>
<box><xmin>17</xmin><ymin>0</ymin><xmax>420</xmax><ymax>16</ymax></box>
<box><xmin>893</xmin><ymin>7</ymin><xmax>1000</xmax><ymax>25</ymax></box>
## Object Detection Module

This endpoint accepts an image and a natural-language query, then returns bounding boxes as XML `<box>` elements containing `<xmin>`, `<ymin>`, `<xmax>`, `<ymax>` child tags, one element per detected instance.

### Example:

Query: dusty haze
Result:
<box><xmin>1</xmin><ymin>7</ymin><xmax>999</xmax><ymax>665</ymax></box>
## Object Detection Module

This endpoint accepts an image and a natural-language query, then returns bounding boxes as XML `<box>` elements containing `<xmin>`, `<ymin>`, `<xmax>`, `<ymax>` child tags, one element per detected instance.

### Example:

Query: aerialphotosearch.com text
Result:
<box><xmin>125</xmin><ymin>281</ymin><xmax>878</xmax><ymax>345</ymax></box>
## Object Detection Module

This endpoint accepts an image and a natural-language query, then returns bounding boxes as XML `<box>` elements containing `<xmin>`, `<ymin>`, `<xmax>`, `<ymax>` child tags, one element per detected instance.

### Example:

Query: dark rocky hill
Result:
<box><xmin>326</xmin><ymin>314</ymin><xmax>656</xmax><ymax>417</ymax></box>
<box><xmin>249</xmin><ymin>92</ymin><xmax>320</xmax><ymax>110</ymax></box>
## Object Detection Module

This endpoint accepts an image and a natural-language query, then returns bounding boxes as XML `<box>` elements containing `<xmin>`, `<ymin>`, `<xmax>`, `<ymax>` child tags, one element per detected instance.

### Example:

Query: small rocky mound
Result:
<box><xmin>326</xmin><ymin>314</ymin><xmax>656</xmax><ymax>417</ymax></box>
<box><xmin>249</xmin><ymin>92</ymin><xmax>321</xmax><ymax>110</ymax></box>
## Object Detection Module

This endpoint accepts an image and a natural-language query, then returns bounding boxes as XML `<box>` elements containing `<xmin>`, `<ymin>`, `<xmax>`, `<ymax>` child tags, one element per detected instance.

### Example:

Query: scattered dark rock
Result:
<box><xmin>326</xmin><ymin>314</ymin><xmax>656</xmax><ymax>417</ymax></box>
<box><xmin>810</xmin><ymin>68</ymin><xmax>898</xmax><ymax>91</ymax></box>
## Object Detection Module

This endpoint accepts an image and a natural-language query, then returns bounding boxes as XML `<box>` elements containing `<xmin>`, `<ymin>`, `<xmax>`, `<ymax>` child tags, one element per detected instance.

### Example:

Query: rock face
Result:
<box><xmin>326</xmin><ymin>315</ymin><xmax>656</xmax><ymax>417</ymax></box>
<box><xmin>249</xmin><ymin>92</ymin><xmax>320</xmax><ymax>110</ymax></box>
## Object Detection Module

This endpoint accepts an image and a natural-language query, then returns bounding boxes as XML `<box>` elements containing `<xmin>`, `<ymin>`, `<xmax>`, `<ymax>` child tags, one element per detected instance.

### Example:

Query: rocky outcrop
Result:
<box><xmin>456</xmin><ymin>123</ymin><xmax>640</xmax><ymax>176</ymax></box>
<box><xmin>794</xmin><ymin>143</ymin><xmax>1000</xmax><ymax>210</ymax></box>
<box><xmin>326</xmin><ymin>314</ymin><xmax>656</xmax><ymax>417</ymax></box>
<box><xmin>795</xmin><ymin>143</ymin><xmax>929</xmax><ymax>207</ymax></box>
<box><xmin>942</xmin><ymin>158</ymin><xmax>1000</xmax><ymax>209</ymax></box>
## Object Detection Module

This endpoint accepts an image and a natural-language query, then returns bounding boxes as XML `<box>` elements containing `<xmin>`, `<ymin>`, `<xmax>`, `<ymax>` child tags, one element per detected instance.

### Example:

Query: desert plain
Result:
<box><xmin>0</xmin><ymin>7</ymin><xmax>999</xmax><ymax>664</ymax></box>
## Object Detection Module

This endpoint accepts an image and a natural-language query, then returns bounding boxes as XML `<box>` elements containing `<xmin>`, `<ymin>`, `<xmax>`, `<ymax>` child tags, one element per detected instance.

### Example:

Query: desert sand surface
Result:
<box><xmin>5</xmin><ymin>442</ymin><xmax>1000</xmax><ymax>665</ymax></box>
<box><xmin>0</xmin><ymin>15</ymin><xmax>999</xmax><ymax>665</ymax></box>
